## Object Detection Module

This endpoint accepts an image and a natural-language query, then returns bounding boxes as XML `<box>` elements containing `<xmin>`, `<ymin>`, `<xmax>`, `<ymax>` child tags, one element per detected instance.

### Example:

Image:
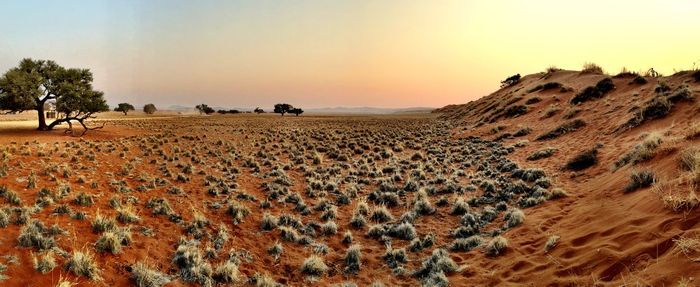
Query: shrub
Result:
<box><xmin>570</xmin><ymin>78</ymin><xmax>614</xmax><ymax>104</ymax></box>
<box><xmin>544</xmin><ymin>235</ymin><xmax>560</xmax><ymax>252</ymax></box>
<box><xmin>500</xmin><ymin>74</ymin><xmax>521</xmax><ymax>88</ymax></box>
<box><xmin>320</xmin><ymin>221</ymin><xmax>338</xmax><ymax>236</ymax></box>
<box><xmin>117</xmin><ymin>205</ymin><xmax>141</xmax><ymax>223</ymax></box>
<box><xmin>18</xmin><ymin>220</ymin><xmax>57</xmax><ymax>250</ymax></box>
<box><xmin>65</xmin><ymin>249</ymin><xmax>101</xmax><ymax>280</ymax></box>
<box><xmin>504</xmin><ymin>208</ymin><xmax>525</xmax><ymax>228</ymax></box>
<box><xmin>74</xmin><ymin>192</ymin><xmax>94</xmax><ymax>206</ymax></box>
<box><xmin>131</xmin><ymin>262</ymin><xmax>170</xmax><ymax>287</ymax></box>
<box><xmin>412</xmin><ymin>248</ymin><xmax>458</xmax><ymax>280</ymax></box>
<box><xmin>227</xmin><ymin>202</ymin><xmax>250</xmax><ymax>225</ymax></box>
<box><xmin>32</xmin><ymin>251</ymin><xmax>57</xmax><ymax>274</ymax></box>
<box><xmin>525</xmin><ymin>97</ymin><xmax>541</xmax><ymax>104</ymax></box>
<box><xmin>389</xmin><ymin>222</ymin><xmax>417</xmax><ymax>240</ymax></box>
<box><xmin>630</xmin><ymin>75</ymin><xmax>647</xmax><ymax>85</ymax></box>
<box><xmin>613</xmin><ymin>133</ymin><xmax>662</xmax><ymax>169</ymax></box>
<box><xmin>536</xmin><ymin>119</ymin><xmax>586</xmax><ymax>140</ymax></box>
<box><xmin>261</xmin><ymin>213</ymin><xmax>278</xmax><ymax>231</ymax></box>
<box><xmin>527</xmin><ymin>147</ymin><xmax>556</xmax><ymax>161</ymax></box>
<box><xmin>565</xmin><ymin>147</ymin><xmax>598</xmax><ymax>170</ymax></box>
<box><xmin>485</xmin><ymin>236</ymin><xmax>508</xmax><ymax>256</ymax></box>
<box><xmin>450</xmin><ymin>236</ymin><xmax>482</xmax><ymax>252</ymax></box>
<box><xmin>344</xmin><ymin>245</ymin><xmax>362</xmax><ymax>274</ymax></box>
<box><xmin>349</xmin><ymin>212</ymin><xmax>367</xmax><ymax>229</ymax></box>
<box><xmin>213</xmin><ymin>261</ymin><xmax>242</xmax><ymax>284</ymax></box>
<box><xmin>513</xmin><ymin>127</ymin><xmax>531</xmax><ymax>137</ymax></box>
<box><xmin>680</xmin><ymin>147</ymin><xmax>700</xmax><ymax>172</ymax></box>
<box><xmin>300</xmin><ymin>255</ymin><xmax>328</xmax><ymax>277</ymax></box>
<box><xmin>624</xmin><ymin>170</ymin><xmax>655</xmax><ymax>193</ymax></box>
<box><xmin>92</xmin><ymin>212</ymin><xmax>116</xmax><ymax>233</ymax></box>
<box><xmin>693</xmin><ymin>70</ymin><xmax>700</xmax><ymax>82</ymax></box>
<box><xmin>581</xmin><ymin>62</ymin><xmax>603</xmax><ymax>74</ymax></box>
<box><xmin>370</xmin><ymin>206</ymin><xmax>394</xmax><ymax>223</ymax></box>
<box><xmin>95</xmin><ymin>231</ymin><xmax>126</xmax><ymax>254</ymax></box>
<box><xmin>268</xmin><ymin>241</ymin><xmax>283</xmax><ymax>259</ymax></box>
<box><xmin>383</xmin><ymin>248</ymin><xmax>407</xmax><ymax>269</ymax></box>
<box><xmin>505</xmin><ymin>105</ymin><xmax>528</xmax><ymax>118</ymax></box>
<box><xmin>172</xmin><ymin>240</ymin><xmax>213</xmax><ymax>285</ymax></box>
<box><xmin>450</xmin><ymin>198</ymin><xmax>470</xmax><ymax>215</ymax></box>
<box><xmin>548</xmin><ymin>188</ymin><xmax>568</xmax><ymax>199</ymax></box>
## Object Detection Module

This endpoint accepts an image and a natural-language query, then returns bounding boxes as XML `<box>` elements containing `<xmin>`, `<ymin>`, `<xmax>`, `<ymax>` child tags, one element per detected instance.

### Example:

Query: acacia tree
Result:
<box><xmin>0</xmin><ymin>58</ymin><xmax>108</xmax><ymax>131</ymax></box>
<box><xmin>114</xmin><ymin>103</ymin><xmax>135</xmax><ymax>115</ymax></box>
<box><xmin>289</xmin><ymin>108</ymin><xmax>304</xmax><ymax>116</ymax></box>
<box><xmin>274</xmin><ymin>103</ymin><xmax>293</xmax><ymax>116</ymax></box>
<box><xmin>143</xmin><ymin>103</ymin><xmax>157</xmax><ymax>114</ymax></box>
<box><xmin>195</xmin><ymin>104</ymin><xmax>215</xmax><ymax>114</ymax></box>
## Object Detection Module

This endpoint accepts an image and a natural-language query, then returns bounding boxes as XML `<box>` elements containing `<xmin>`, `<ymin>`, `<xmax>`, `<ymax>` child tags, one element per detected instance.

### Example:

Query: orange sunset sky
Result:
<box><xmin>1</xmin><ymin>0</ymin><xmax>699</xmax><ymax>108</ymax></box>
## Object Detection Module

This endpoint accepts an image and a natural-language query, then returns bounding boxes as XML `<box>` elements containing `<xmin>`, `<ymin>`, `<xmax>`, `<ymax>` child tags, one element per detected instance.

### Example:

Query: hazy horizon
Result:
<box><xmin>2</xmin><ymin>0</ymin><xmax>699</xmax><ymax>109</ymax></box>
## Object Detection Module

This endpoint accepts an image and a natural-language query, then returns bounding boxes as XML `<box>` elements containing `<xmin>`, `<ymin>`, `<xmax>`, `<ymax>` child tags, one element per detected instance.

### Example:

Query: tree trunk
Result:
<box><xmin>36</xmin><ymin>101</ymin><xmax>47</xmax><ymax>130</ymax></box>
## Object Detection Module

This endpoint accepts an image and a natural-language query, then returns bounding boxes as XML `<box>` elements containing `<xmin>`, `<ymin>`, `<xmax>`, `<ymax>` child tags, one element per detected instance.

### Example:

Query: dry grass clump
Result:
<box><xmin>485</xmin><ymin>236</ymin><xmax>508</xmax><ymax>256</ymax></box>
<box><xmin>172</xmin><ymin>240</ymin><xmax>213</xmax><ymax>286</ymax></box>
<box><xmin>131</xmin><ymin>262</ymin><xmax>171</xmax><ymax>287</ymax></box>
<box><xmin>544</xmin><ymin>235</ymin><xmax>560</xmax><ymax>253</ymax></box>
<box><xmin>449</xmin><ymin>236</ymin><xmax>482</xmax><ymax>252</ymax></box>
<box><xmin>504</xmin><ymin>208</ymin><xmax>525</xmax><ymax>228</ymax></box>
<box><xmin>673</xmin><ymin>234</ymin><xmax>700</xmax><ymax>262</ymax></box>
<box><xmin>32</xmin><ymin>251</ymin><xmax>57</xmax><ymax>274</ymax></box>
<box><xmin>412</xmin><ymin>248</ymin><xmax>459</xmax><ymax>286</ymax></box>
<box><xmin>624</xmin><ymin>170</ymin><xmax>655</xmax><ymax>193</ymax></box>
<box><xmin>300</xmin><ymin>255</ymin><xmax>328</xmax><ymax>278</ymax></box>
<box><xmin>613</xmin><ymin>133</ymin><xmax>662</xmax><ymax>170</ymax></box>
<box><xmin>527</xmin><ymin>147</ymin><xmax>556</xmax><ymax>161</ymax></box>
<box><xmin>65</xmin><ymin>249</ymin><xmax>101</xmax><ymax>281</ymax></box>
<box><xmin>212</xmin><ymin>260</ymin><xmax>243</xmax><ymax>284</ymax></box>
<box><xmin>92</xmin><ymin>212</ymin><xmax>117</xmax><ymax>233</ymax></box>
<box><xmin>581</xmin><ymin>62</ymin><xmax>604</xmax><ymax>74</ymax></box>
<box><xmin>344</xmin><ymin>244</ymin><xmax>362</xmax><ymax>274</ymax></box>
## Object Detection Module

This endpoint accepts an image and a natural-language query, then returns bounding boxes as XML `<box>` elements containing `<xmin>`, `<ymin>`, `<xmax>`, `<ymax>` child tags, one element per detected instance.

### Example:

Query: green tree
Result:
<box><xmin>143</xmin><ymin>103</ymin><xmax>157</xmax><ymax>114</ymax></box>
<box><xmin>0</xmin><ymin>58</ymin><xmax>109</xmax><ymax>132</ymax></box>
<box><xmin>114</xmin><ymin>103</ymin><xmax>135</xmax><ymax>115</ymax></box>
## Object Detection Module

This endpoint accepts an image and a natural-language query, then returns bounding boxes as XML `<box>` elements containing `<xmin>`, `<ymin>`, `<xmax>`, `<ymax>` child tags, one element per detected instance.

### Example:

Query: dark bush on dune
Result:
<box><xmin>570</xmin><ymin>78</ymin><xmax>615</xmax><ymax>104</ymax></box>
<box><xmin>619</xmin><ymin>86</ymin><xmax>694</xmax><ymax>131</ymax></box>
<box><xmin>693</xmin><ymin>70</ymin><xmax>700</xmax><ymax>82</ymax></box>
<box><xmin>565</xmin><ymin>147</ymin><xmax>598</xmax><ymax>170</ymax></box>
<box><xmin>525</xmin><ymin>97</ymin><xmax>541</xmax><ymax>105</ymax></box>
<box><xmin>504</xmin><ymin>105</ymin><xmax>528</xmax><ymax>118</ymax></box>
<box><xmin>624</xmin><ymin>170</ymin><xmax>655</xmax><ymax>193</ymax></box>
<box><xmin>500</xmin><ymin>74</ymin><xmax>521</xmax><ymax>88</ymax></box>
<box><xmin>630</xmin><ymin>75</ymin><xmax>647</xmax><ymax>85</ymax></box>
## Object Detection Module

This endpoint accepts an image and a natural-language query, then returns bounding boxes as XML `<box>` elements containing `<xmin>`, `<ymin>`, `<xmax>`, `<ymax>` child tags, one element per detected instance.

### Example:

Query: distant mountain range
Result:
<box><xmin>165</xmin><ymin>105</ymin><xmax>435</xmax><ymax>114</ymax></box>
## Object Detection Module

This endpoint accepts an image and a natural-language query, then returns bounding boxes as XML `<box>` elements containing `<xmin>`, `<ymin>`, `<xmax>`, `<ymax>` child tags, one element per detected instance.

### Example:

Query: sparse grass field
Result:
<box><xmin>0</xmin><ymin>113</ymin><xmax>569</xmax><ymax>286</ymax></box>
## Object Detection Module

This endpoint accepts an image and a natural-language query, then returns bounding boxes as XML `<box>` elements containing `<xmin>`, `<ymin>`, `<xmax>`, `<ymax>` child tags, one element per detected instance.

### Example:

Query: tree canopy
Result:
<box><xmin>274</xmin><ymin>103</ymin><xmax>293</xmax><ymax>116</ymax></box>
<box><xmin>196</xmin><ymin>104</ymin><xmax>215</xmax><ymax>115</ymax></box>
<box><xmin>143</xmin><ymin>103</ymin><xmax>157</xmax><ymax>114</ymax></box>
<box><xmin>114</xmin><ymin>103</ymin><xmax>135</xmax><ymax>115</ymax></box>
<box><xmin>0</xmin><ymin>58</ymin><xmax>109</xmax><ymax>133</ymax></box>
<box><xmin>289</xmin><ymin>108</ymin><xmax>304</xmax><ymax>116</ymax></box>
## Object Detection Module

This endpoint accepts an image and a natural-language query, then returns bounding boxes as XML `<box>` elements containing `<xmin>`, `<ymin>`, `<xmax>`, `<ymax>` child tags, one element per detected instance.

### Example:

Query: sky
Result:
<box><xmin>1</xmin><ymin>0</ymin><xmax>699</xmax><ymax>109</ymax></box>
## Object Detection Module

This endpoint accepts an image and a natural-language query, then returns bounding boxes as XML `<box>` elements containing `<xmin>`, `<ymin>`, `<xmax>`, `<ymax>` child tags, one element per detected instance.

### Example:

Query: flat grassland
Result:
<box><xmin>0</xmin><ymin>98</ymin><xmax>698</xmax><ymax>286</ymax></box>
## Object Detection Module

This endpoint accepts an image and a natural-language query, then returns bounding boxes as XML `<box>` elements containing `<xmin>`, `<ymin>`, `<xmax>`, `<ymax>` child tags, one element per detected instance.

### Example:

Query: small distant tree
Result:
<box><xmin>254</xmin><ymin>107</ymin><xmax>264</xmax><ymax>114</ymax></box>
<box><xmin>114</xmin><ymin>103</ymin><xmax>135</xmax><ymax>115</ymax></box>
<box><xmin>289</xmin><ymin>108</ymin><xmax>304</xmax><ymax>116</ymax></box>
<box><xmin>143</xmin><ymin>103</ymin><xmax>157</xmax><ymax>114</ymax></box>
<box><xmin>274</xmin><ymin>103</ymin><xmax>293</xmax><ymax>116</ymax></box>
<box><xmin>196</xmin><ymin>104</ymin><xmax>215</xmax><ymax>115</ymax></box>
<box><xmin>500</xmin><ymin>74</ymin><xmax>521</xmax><ymax>88</ymax></box>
